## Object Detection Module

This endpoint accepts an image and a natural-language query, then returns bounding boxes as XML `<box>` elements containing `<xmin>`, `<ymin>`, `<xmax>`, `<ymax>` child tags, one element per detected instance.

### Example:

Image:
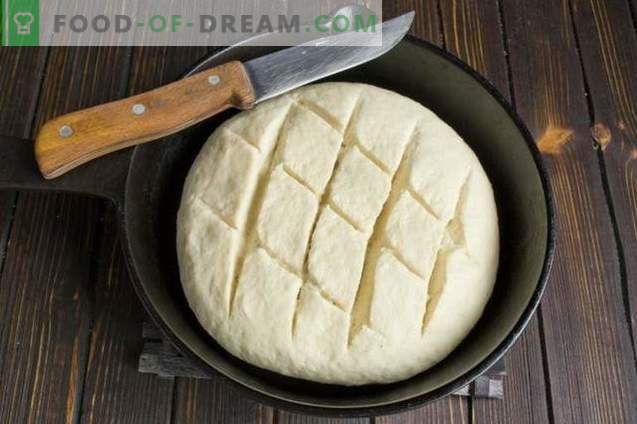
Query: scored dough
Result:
<box><xmin>177</xmin><ymin>83</ymin><xmax>499</xmax><ymax>385</ymax></box>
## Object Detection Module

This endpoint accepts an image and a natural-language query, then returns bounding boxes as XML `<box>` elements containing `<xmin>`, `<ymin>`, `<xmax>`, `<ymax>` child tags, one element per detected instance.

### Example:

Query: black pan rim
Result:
<box><xmin>122</xmin><ymin>34</ymin><xmax>556</xmax><ymax>417</ymax></box>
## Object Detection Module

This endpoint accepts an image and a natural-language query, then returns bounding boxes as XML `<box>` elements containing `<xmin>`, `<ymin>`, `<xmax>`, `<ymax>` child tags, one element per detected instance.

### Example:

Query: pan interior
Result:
<box><xmin>124</xmin><ymin>39</ymin><xmax>550</xmax><ymax>411</ymax></box>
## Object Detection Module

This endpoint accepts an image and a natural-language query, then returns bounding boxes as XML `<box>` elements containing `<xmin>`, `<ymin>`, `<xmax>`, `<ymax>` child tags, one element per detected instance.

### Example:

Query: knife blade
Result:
<box><xmin>245</xmin><ymin>11</ymin><xmax>415</xmax><ymax>102</ymax></box>
<box><xmin>35</xmin><ymin>12</ymin><xmax>415</xmax><ymax>179</ymax></box>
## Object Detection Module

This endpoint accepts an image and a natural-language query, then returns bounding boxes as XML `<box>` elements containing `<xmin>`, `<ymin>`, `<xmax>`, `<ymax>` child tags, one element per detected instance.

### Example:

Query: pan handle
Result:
<box><xmin>0</xmin><ymin>135</ymin><xmax>129</xmax><ymax>208</ymax></box>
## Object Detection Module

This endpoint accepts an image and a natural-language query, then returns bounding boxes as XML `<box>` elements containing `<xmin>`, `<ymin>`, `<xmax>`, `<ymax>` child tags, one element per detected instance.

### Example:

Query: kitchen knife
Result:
<box><xmin>34</xmin><ymin>12</ymin><xmax>414</xmax><ymax>179</ymax></box>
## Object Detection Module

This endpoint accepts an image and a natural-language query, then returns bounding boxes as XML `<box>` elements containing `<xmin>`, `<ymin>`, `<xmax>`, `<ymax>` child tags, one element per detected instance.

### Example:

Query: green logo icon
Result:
<box><xmin>2</xmin><ymin>0</ymin><xmax>40</xmax><ymax>46</ymax></box>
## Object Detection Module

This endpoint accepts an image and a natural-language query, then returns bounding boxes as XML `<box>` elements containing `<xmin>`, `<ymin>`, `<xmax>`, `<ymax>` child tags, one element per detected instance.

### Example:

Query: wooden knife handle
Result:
<box><xmin>34</xmin><ymin>61</ymin><xmax>256</xmax><ymax>179</ymax></box>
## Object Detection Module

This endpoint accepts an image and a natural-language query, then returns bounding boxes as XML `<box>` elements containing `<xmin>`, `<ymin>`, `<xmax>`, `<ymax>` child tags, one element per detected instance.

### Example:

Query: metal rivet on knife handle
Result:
<box><xmin>208</xmin><ymin>75</ymin><xmax>221</xmax><ymax>85</ymax></box>
<box><xmin>58</xmin><ymin>125</ymin><xmax>73</xmax><ymax>138</ymax></box>
<box><xmin>132</xmin><ymin>104</ymin><xmax>147</xmax><ymax>115</ymax></box>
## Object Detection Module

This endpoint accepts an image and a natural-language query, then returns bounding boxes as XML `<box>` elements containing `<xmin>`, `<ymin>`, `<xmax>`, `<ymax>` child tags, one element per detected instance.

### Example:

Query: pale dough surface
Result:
<box><xmin>177</xmin><ymin>83</ymin><xmax>499</xmax><ymax>385</ymax></box>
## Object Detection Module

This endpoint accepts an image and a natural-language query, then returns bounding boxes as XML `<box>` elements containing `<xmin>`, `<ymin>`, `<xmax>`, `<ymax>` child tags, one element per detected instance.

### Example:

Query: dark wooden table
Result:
<box><xmin>1</xmin><ymin>1</ymin><xmax>636</xmax><ymax>422</ymax></box>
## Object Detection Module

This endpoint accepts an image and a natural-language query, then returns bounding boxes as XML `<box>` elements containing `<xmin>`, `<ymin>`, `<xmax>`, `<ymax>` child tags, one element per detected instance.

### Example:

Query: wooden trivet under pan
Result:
<box><xmin>138</xmin><ymin>322</ymin><xmax>505</xmax><ymax>399</ymax></box>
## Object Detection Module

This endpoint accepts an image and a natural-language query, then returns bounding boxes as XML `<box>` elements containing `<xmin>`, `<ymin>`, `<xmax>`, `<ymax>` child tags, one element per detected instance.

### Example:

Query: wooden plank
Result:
<box><xmin>277</xmin><ymin>413</ymin><xmax>368</xmax><ymax>424</ymax></box>
<box><xmin>383</xmin><ymin>0</ymin><xmax>442</xmax><ymax>43</ymax></box>
<box><xmin>78</xmin><ymin>46</ymin><xmax>210</xmax><ymax>424</ymax></box>
<box><xmin>0</xmin><ymin>47</ymin><xmax>132</xmax><ymax>423</ymax></box>
<box><xmin>79</xmin><ymin>205</ymin><xmax>174</xmax><ymax>424</ymax></box>
<box><xmin>32</xmin><ymin>48</ymin><xmax>132</xmax><ymax>131</ymax></box>
<box><xmin>0</xmin><ymin>48</ymin><xmax>49</xmax><ymax>138</ymax></box>
<box><xmin>0</xmin><ymin>192</ymin><xmax>98</xmax><ymax>423</ymax></box>
<box><xmin>437</xmin><ymin>2</ymin><xmax>550</xmax><ymax>423</ymax></box>
<box><xmin>439</xmin><ymin>0</ymin><xmax>509</xmax><ymax>91</ymax></box>
<box><xmin>172</xmin><ymin>378</ymin><xmax>273</xmax><ymax>424</ymax></box>
<box><xmin>0</xmin><ymin>47</ymin><xmax>48</xmax><ymax>319</ymax></box>
<box><xmin>127</xmin><ymin>47</ymin><xmax>210</xmax><ymax>94</ymax></box>
<box><xmin>0</xmin><ymin>193</ymin><xmax>16</xmax><ymax>271</ymax></box>
<box><xmin>0</xmin><ymin>46</ymin><xmax>46</xmax><ymax>422</ymax></box>
<box><xmin>376</xmin><ymin>397</ymin><xmax>469</xmax><ymax>424</ymax></box>
<box><xmin>468</xmin><ymin>317</ymin><xmax>548</xmax><ymax>423</ymax></box>
<box><xmin>501</xmin><ymin>1</ymin><xmax>637</xmax><ymax>422</ymax></box>
<box><xmin>569</xmin><ymin>0</ymin><xmax>637</xmax><ymax>355</ymax></box>
<box><xmin>630</xmin><ymin>1</ymin><xmax>637</xmax><ymax>29</ymax></box>
<box><xmin>0</xmin><ymin>50</ymin><xmax>83</xmax><ymax>423</ymax></box>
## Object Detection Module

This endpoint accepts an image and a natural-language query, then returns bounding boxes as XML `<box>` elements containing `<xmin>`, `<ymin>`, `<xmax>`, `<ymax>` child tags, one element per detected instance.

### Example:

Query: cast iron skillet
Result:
<box><xmin>0</xmin><ymin>37</ymin><xmax>555</xmax><ymax>416</ymax></box>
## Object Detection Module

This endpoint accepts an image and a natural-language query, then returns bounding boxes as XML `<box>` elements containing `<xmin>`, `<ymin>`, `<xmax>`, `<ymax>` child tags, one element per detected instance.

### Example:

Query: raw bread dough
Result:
<box><xmin>177</xmin><ymin>83</ymin><xmax>499</xmax><ymax>385</ymax></box>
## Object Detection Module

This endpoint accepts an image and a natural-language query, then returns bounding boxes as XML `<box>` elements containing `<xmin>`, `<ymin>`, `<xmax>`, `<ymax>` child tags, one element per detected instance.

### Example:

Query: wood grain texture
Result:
<box><xmin>376</xmin><ymin>396</ymin><xmax>469</xmax><ymax>424</ymax></box>
<box><xmin>32</xmin><ymin>48</ymin><xmax>132</xmax><ymax>132</ymax></box>
<box><xmin>276</xmin><ymin>412</ymin><xmax>368</xmax><ymax>424</ymax></box>
<box><xmin>79</xmin><ymin>205</ymin><xmax>174</xmax><ymax>424</ymax></box>
<box><xmin>470</xmin><ymin>317</ymin><xmax>549</xmax><ymax>424</ymax></box>
<box><xmin>0</xmin><ymin>48</ymin><xmax>48</xmax><ymax>138</ymax></box>
<box><xmin>0</xmin><ymin>47</ymin><xmax>53</xmax><ymax>423</ymax></box>
<box><xmin>0</xmin><ymin>192</ymin><xmax>98</xmax><ymax>423</ymax></box>
<box><xmin>0</xmin><ymin>47</ymin><xmax>49</xmax><ymax>298</ymax></box>
<box><xmin>438</xmin><ymin>2</ymin><xmax>551</xmax><ymax>423</ymax></box>
<box><xmin>569</xmin><ymin>0</ymin><xmax>637</xmax><ymax>355</ymax></box>
<box><xmin>0</xmin><ymin>193</ymin><xmax>16</xmax><ymax>271</ymax></box>
<box><xmin>502</xmin><ymin>0</ymin><xmax>637</xmax><ymax>422</ymax></box>
<box><xmin>35</xmin><ymin>61</ymin><xmax>255</xmax><ymax>179</ymax></box>
<box><xmin>383</xmin><ymin>0</ymin><xmax>442</xmax><ymax>43</ymax></box>
<box><xmin>172</xmin><ymin>377</ymin><xmax>273</xmax><ymax>424</ymax></box>
<box><xmin>127</xmin><ymin>47</ymin><xmax>212</xmax><ymax>93</ymax></box>
<box><xmin>630</xmin><ymin>0</ymin><xmax>637</xmax><ymax>32</ymax></box>
<box><xmin>0</xmin><ymin>46</ymin><xmax>132</xmax><ymax>423</ymax></box>
<box><xmin>439</xmin><ymin>0</ymin><xmax>508</xmax><ymax>91</ymax></box>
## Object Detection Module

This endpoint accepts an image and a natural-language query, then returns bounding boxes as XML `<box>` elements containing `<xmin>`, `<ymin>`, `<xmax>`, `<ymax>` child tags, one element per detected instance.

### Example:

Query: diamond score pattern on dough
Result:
<box><xmin>369</xmin><ymin>250</ymin><xmax>428</xmax><ymax>340</ymax></box>
<box><xmin>257</xmin><ymin>165</ymin><xmax>319</xmax><ymax>272</ymax></box>
<box><xmin>308</xmin><ymin>206</ymin><xmax>367</xmax><ymax>311</ymax></box>
<box><xmin>233</xmin><ymin>248</ymin><xmax>302</xmax><ymax>362</ymax></box>
<box><xmin>177</xmin><ymin>83</ymin><xmax>499</xmax><ymax>385</ymax></box>
<box><xmin>385</xmin><ymin>191</ymin><xmax>445</xmax><ymax>280</ymax></box>
<box><xmin>194</xmin><ymin>130</ymin><xmax>262</xmax><ymax>229</ymax></box>
<box><xmin>277</xmin><ymin>105</ymin><xmax>342</xmax><ymax>194</ymax></box>
<box><xmin>328</xmin><ymin>145</ymin><xmax>392</xmax><ymax>233</ymax></box>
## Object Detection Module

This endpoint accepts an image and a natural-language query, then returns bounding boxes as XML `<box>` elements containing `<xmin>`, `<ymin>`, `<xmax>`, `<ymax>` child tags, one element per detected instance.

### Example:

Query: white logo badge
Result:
<box><xmin>13</xmin><ymin>12</ymin><xmax>34</xmax><ymax>35</ymax></box>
